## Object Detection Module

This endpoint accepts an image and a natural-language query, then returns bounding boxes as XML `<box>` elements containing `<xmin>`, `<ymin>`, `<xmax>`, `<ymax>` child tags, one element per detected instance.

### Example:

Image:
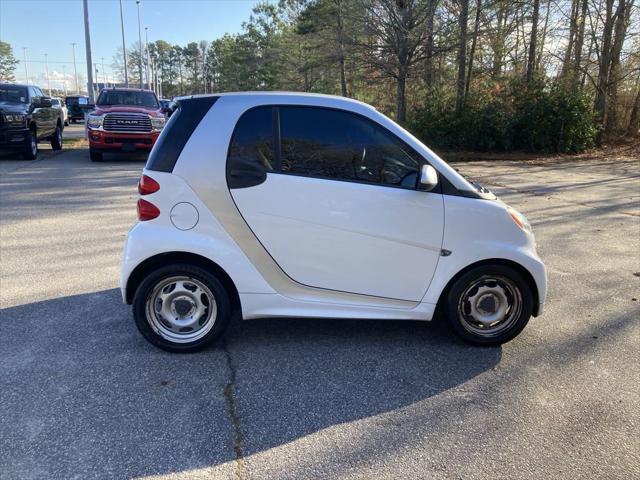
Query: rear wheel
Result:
<box><xmin>132</xmin><ymin>264</ymin><xmax>232</xmax><ymax>353</ymax></box>
<box><xmin>89</xmin><ymin>148</ymin><xmax>103</xmax><ymax>162</ymax></box>
<box><xmin>23</xmin><ymin>129</ymin><xmax>37</xmax><ymax>160</ymax></box>
<box><xmin>445</xmin><ymin>264</ymin><xmax>533</xmax><ymax>346</ymax></box>
<box><xmin>51</xmin><ymin>124</ymin><xmax>63</xmax><ymax>150</ymax></box>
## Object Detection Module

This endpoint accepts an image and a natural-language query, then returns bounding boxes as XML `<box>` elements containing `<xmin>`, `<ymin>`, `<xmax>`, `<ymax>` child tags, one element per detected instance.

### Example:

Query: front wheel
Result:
<box><xmin>51</xmin><ymin>124</ymin><xmax>63</xmax><ymax>150</ymax></box>
<box><xmin>132</xmin><ymin>264</ymin><xmax>232</xmax><ymax>353</ymax></box>
<box><xmin>89</xmin><ymin>148</ymin><xmax>103</xmax><ymax>162</ymax></box>
<box><xmin>445</xmin><ymin>264</ymin><xmax>533</xmax><ymax>346</ymax></box>
<box><xmin>23</xmin><ymin>130</ymin><xmax>37</xmax><ymax>160</ymax></box>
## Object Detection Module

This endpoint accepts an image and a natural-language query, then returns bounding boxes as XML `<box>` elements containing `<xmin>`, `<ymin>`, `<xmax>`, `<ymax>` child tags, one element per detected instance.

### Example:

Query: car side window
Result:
<box><xmin>279</xmin><ymin>106</ymin><xmax>420</xmax><ymax>188</ymax></box>
<box><xmin>227</xmin><ymin>106</ymin><xmax>274</xmax><ymax>189</ymax></box>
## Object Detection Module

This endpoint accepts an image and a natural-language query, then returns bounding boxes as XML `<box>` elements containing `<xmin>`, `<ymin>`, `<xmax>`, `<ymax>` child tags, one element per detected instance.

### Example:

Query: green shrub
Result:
<box><xmin>408</xmin><ymin>80</ymin><xmax>598</xmax><ymax>153</ymax></box>
<box><xmin>512</xmin><ymin>80</ymin><xmax>598</xmax><ymax>153</ymax></box>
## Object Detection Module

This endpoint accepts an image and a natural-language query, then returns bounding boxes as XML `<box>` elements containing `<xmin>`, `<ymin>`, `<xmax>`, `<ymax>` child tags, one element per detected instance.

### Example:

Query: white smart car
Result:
<box><xmin>121</xmin><ymin>92</ymin><xmax>547</xmax><ymax>352</ymax></box>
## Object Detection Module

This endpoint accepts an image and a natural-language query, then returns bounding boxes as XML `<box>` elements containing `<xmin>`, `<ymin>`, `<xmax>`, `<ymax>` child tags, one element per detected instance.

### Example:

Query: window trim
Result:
<box><xmin>227</xmin><ymin>103</ymin><xmax>440</xmax><ymax>193</ymax></box>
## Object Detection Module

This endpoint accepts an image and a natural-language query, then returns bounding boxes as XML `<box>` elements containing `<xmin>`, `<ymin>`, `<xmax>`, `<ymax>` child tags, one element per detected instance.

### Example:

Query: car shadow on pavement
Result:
<box><xmin>0</xmin><ymin>288</ymin><xmax>500</xmax><ymax>479</ymax></box>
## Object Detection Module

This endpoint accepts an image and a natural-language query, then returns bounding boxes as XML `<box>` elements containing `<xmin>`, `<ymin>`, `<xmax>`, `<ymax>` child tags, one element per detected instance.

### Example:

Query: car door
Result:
<box><xmin>30</xmin><ymin>87</ymin><xmax>54</xmax><ymax>138</ymax></box>
<box><xmin>228</xmin><ymin>106</ymin><xmax>445</xmax><ymax>302</ymax></box>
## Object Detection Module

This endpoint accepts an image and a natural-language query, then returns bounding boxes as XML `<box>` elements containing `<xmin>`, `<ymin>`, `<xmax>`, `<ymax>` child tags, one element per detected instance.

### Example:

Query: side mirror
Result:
<box><xmin>36</xmin><ymin>97</ymin><xmax>53</xmax><ymax>108</ymax></box>
<box><xmin>419</xmin><ymin>164</ymin><xmax>438</xmax><ymax>191</ymax></box>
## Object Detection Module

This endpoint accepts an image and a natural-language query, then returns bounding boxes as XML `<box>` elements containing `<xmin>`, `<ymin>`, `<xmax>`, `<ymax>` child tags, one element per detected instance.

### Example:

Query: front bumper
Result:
<box><xmin>88</xmin><ymin>129</ymin><xmax>159</xmax><ymax>152</ymax></box>
<box><xmin>0</xmin><ymin>127</ymin><xmax>29</xmax><ymax>150</ymax></box>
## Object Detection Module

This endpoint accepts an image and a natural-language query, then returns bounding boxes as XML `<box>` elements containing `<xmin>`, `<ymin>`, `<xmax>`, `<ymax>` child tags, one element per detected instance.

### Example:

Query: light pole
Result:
<box><xmin>83</xmin><ymin>0</ymin><xmax>95</xmax><ymax>103</ymax></box>
<box><xmin>201</xmin><ymin>43</ymin><xmax>207</xmax><ymax>94</ymax></box>
<box><xmin>145</xmin><ymin>27</ymin><xmax>151</xmax><ymax>91</ymax></box>
<box><xmin>119</xmin><ymin>0</ymin><xmax>129</xmax><ymax>87</ymax></box>
<box><xmin>101</xmin><ymin>57</ymin><xmax>105</xmax><ymax>88</ymax></box>
<box><xmin>22</xmin><ymin>47</ymin><xmax>29</xmax><ymax>84</ymax></box>
<box><xmin>62</xmin><ymin>65</ymin><xmax>68</xmax><ymax>96</ymax></box>
<box><xmin>95</xmin><ymin>63</ymin><xmax>99</xmax><ymax>94</ymax></box>
<box><xmin>71</xmin><ymin>43</ymin><xmax>79</xmax><ymax>94</ymax></box>
<box><xmin>44</xmin><ymin>54</ymin><xmax>51</xmax><ymax>96</ymax></box>
<box><xmin>136</xmin><ymin>0</ymin><xmax>143</xmax><ymax>89</ymax></box>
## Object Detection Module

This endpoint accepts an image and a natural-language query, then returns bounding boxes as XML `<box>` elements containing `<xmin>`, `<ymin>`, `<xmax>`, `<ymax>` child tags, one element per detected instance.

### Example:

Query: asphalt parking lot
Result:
<box><xmin>1</xmin><ymin>138</ymin><xmax>639</xmax><ymax>479</ymax></box>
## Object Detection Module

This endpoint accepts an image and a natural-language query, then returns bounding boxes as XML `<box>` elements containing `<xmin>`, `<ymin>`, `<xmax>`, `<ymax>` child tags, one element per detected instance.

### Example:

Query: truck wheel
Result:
<box><xmin>23</xmin><ymin>129</ymin><xmax>38</xmax><ymax>160</ymax></box>
<box><xmin>132</xmin><ymin>264</ymin><xmax>232</xmax><ymax>353</ymax></box>
<box><xmin>445</xmin><ymin>264</ymin><xmax>533</xmax><ymax>346</ymax></box>
<box><xmin>89</xmin><ymin>148</ymin><xmax>103</xmax><ymax>162</ymax></box>
<box><xmin>51</xmin><ymin>124</ymin><xmax>63</xmax><ymax>150</ymax></box>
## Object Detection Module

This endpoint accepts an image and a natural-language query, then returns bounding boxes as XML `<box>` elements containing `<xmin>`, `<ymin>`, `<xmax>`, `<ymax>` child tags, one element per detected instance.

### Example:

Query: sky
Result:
<box><xmin>0</xmin><ymin>0</ymin><xmax>264</xmax><ymax>91</ymax></box>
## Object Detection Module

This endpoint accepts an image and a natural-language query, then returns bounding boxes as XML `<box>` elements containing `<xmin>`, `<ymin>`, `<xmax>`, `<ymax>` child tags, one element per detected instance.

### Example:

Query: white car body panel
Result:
<box><xmin>231</xmin><ymin>173</ymin><xmax>444</xmax><ymax>301</ymax></box>
<box><xmin>120</xmin><ymin>171</ymin><xmax>275</xmax><ymax>299</ymax></box>
<box><xmin>120</xmin><ymin>92</ymin><xmax>547</xmax><ymax>323</ymax></box>
<box><xmin>423</xmin><ymin>195</ymin><xmax>547</xmax><ymax>307</ymax></box>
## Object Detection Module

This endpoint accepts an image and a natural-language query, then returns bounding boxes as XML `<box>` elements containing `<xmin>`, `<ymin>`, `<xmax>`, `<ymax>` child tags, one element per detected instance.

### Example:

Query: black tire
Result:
<box><xmin>23</xmin><ymin>129</ymin><xmax>37</xmax><ymax>160</ymax></box>
<box><xmin>89</xmin><ymin>148</ymin><xmax>103</xmax><ymax>162</ymax></box>
<box><xmin>51</xmin><ymin>124</ymin><xmax>63</xmax><ymax>150</ymax></box>
<box><xmin>445</xmin><ymin>264</ymin><xmax>533</xmax><ymax>346</ymax></box>
<box><xmin>132</xmin><ymin>264</ymin><xmax>232</xmax><ymax>353</ymax></box>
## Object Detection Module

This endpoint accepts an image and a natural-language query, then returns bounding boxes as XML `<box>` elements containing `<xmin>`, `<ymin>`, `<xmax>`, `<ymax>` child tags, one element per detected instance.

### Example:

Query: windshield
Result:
<box><xmin>0</xmin><ymin>85</ymin><xmax>28</xmax><ymax>104</ymax></box>
<box><xmin>97</xmin><ymin>90</ymin><xmax>158</xmax><ymax>108</ymax></box>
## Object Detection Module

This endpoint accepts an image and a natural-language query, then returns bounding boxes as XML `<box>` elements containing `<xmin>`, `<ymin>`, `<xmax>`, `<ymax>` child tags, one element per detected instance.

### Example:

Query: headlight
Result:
<box><xmin>87</xmin><ymin>114</ymin><xmax>104</xmax><ymax>128</ymax></box>
<box><xmin>4</xmin><ymin>114</ymin><xmax>26</xmax><ymax>124</ymax></box>
<box><xmin>507</xmin><ymin>207</ymin><xmax>532</xmax><ymax>232</ymax></box>
<box><xmin>151</xmin><ymin>116</ymin><xmax>166</xmax><ymax>131</ymax></box>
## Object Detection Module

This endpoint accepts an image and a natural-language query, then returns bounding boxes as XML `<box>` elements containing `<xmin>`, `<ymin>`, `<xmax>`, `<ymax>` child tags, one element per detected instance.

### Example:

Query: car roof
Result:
<box><xmin>100</xmin><ymin>87</ymin><xmax>156</xmax><ymax>93</ymax></box>
<box><xmin>175</xmin><ymin>91</ymin><xmax>376</xmax><ymax>111</ymax></box>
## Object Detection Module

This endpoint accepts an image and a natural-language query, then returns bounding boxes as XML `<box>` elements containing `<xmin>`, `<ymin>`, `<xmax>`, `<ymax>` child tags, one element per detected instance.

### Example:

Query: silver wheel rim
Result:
<box><xmin>57</xmin><ymin>127</ymin><xmax>62</xmax><ymax>146</ymax></box>
<box><xmin>145</xmin><ymin>276</ymin><xmax>217</xmax><ymax>344</ymax></box>
<box><xmin>30</xmin><ymin>134</ymin><xmax>37</xmax><ymax>155</ymax></box>
<box><xmin>457</xmin><ymin>275</ymin><xmax>522</xmax><ymax>338</ymax></box>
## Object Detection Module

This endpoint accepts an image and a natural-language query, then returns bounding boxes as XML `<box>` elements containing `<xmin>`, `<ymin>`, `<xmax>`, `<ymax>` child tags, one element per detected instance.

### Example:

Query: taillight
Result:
<box><xmin>138</xmin><ymin>174</ymin><xmax>160</xmax><ymax>195</ymax></box>
<box><xmin>137</xmin><ymin>199</ymin><xmax>160</xmax><ymax>221</ymax></box>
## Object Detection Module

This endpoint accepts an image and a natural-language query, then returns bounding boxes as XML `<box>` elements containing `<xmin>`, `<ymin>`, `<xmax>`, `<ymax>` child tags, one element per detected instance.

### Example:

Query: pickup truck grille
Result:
<box><xmin>103</xmin><ymin>113</ymin><xmax>152</xmax><ymax>133</ymax></box>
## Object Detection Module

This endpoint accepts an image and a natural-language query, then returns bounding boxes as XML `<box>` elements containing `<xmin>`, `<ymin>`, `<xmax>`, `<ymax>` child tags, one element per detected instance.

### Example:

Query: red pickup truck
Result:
<box><xmin>86</xmin><ymin>88</ymin><xmax>166</xmax><ymax>162</ymax></box>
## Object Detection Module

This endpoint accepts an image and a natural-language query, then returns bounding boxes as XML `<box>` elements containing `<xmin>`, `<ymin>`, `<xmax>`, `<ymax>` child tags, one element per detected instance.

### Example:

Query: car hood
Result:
<box><xmin>0</xmin><ymin>102</ymin><xmax>28</xmax><ymax>114</ymax></box>
<box><xmin>93</xmin><ymin>105</ymin><xmax>162</xmax><ymax>117</ymax></box>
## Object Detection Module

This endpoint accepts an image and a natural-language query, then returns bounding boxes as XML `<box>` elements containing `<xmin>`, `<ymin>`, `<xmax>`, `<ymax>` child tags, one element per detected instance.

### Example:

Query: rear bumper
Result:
<box><xmin>88</xmin><ymin>129</ymin><xmax>159</xmax><ymax>152</ymax></box>
<box><xmin>0</xmin><ymin>128</ymin><xmax>29</xmax><ymax>150</ymax></box>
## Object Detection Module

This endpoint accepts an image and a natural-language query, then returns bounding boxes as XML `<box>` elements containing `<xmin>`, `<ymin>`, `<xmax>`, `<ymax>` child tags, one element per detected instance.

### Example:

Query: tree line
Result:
<box><xmin>3</xmin><ymin>0</ymin><xmax>638</xmax><ymax>152</ymax></box>
<box><xmin>118</xmin><ymin>0</ymin><xmax>637</xmax><ymax>151</ymax></box>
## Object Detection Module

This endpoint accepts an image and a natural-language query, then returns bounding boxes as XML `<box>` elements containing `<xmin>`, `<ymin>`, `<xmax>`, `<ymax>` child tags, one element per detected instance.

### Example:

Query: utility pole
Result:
<box><xmin>83</xmin><ymin>0</ymin><xmax>95</xmax><ymax>103</ymax></box>
<box><xmin>71</xmin><ymin>43</ymin><xmax>79</xmax><ymax>94</ymax></box>
<box><xmin>119</xmin><ymin>0</ymin><xmax>129</xmax><ymax>87</ymax></box>
<box><xmin>22</xmin><ymin>47</ymin><xmax>29</xmax><ymax>84</ymax></box>
<box><xmin>136</xmin><ymin>0</ymin><xmax>143</xmax><ymax>89</ymax></box>
<box><xmin>62</xmin><ymin>65</ymin><xmax>68</xmax><ymax>96</ymax></box>
<box><xmin>145</xmin><ymin>27</ymin><xmax>151</xmax><ymax>91</ymax></box>
<box><xmin>202</xmin><ymin>44</ymin><xmax>207</xmax><ymax>94</ymax></box>
<box><xmin>95</xmin><ymin>63</ymin><xmax>99</xmax><ymax>96</ymax></box>
<box><xmin>45</xmin><ymin>54</ymin><xmax>51</xmax><ymax>96</ymax></box>
<box><xmin>101</xmin><ymin>57</ymin><xmax>105</xmax><ymax>88</ymax></box>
